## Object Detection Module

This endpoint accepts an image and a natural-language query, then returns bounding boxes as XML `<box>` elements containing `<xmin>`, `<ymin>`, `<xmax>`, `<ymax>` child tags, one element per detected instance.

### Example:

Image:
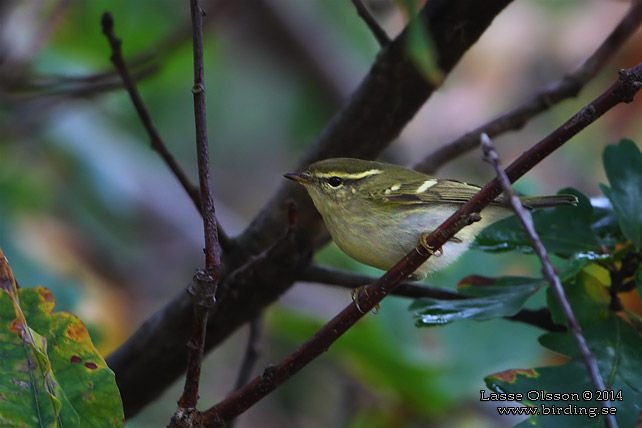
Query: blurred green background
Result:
<box><xmin>0</xmin><ymin>0</ymin><xmax>641</xmax><ymax>427</ymax></box>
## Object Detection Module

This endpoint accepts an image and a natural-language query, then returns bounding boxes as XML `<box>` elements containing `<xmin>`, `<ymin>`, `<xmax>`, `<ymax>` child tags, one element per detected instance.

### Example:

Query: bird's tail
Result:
<box><xmin>519</xmin><ymin>194</ymin><xmax>579</xmax><ymax>209</ymax></box>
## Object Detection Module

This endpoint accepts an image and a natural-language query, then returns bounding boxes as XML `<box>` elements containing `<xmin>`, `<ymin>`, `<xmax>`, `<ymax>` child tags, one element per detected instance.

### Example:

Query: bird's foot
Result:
<box><xmin>418</xmin><ymin>232</ymin><xmax>443</xmax><ymax>257</ymax></box>
<box><xmin>351</xmin><ymin>286</ymin><xmax>380</xmax><ymax>314</ymax></box>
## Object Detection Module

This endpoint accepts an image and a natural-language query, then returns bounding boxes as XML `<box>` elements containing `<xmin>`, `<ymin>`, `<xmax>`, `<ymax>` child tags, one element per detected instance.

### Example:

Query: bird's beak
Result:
<box><xmin>284</xmin><ymin>172</ymin><xmax>312</xmax><ymax>185</ymax></box>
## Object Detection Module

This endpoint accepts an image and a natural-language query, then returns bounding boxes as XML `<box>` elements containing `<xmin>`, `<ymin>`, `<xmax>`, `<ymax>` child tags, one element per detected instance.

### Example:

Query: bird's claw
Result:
<box><xmin>418</xmin><ymin>232</ymin><xmax>443</xmax><ymax>257</ymax></box>
<box><xmin>351</xmin><ymin>286</ymin><xmax>380</xmax><ymax>314</ymax></box>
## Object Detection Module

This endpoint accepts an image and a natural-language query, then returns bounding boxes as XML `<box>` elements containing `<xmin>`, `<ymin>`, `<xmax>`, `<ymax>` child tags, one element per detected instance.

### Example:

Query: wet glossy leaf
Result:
<box><xmin>547</xmin><ymin>262</ymin><xmax>611</xmax><ymax>328</ymax></box>
<box><xmin>485</xmin><ymin>316</ymin><xmax>642</xmax><ymax>427</ymax></box>
<box><xmin>600</xmin><ymin>139</ymin><xmax>642</xmax><ymax>250</ymax></box>
<box><xmin>0</xmin><ymin>250</ymin><xmax>123</xmax><ymax>427</ymax></box>
<box><xmin>555</xmin><ymin>253</ymin><xmax>610</xmax><ymax>282</ymax></box>
<box><xmin>410</xmin><ymin>276</ymin><xmax>542</xmax><ymax>326</ymax></box>
<box><xmin>590</xmin><ymin>202</ymin><xmax>627</xmax><ymax>249</ymax></box>
<box><xmin>474</xmin><ymin>188</ymin><xmax>599</xmax><ymax>256</ymax></box>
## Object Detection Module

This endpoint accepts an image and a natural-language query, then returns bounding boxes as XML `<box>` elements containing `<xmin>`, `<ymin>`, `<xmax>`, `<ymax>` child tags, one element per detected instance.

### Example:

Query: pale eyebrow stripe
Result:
<box><xmin>316</xmin><ymin>169</ymin><xmax>383</xmax><ymax>180</ymax></box>
<box><xmin>416</xmin><ymin>179</ymin><xmax>437</xmax><ymax>193</ymax></box>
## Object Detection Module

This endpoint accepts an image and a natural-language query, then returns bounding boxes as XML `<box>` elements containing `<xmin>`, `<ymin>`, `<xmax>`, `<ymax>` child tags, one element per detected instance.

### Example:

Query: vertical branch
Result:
<box><xmin>176</xmin><ymin>269</ymin><xmax>217</xmax><ymax>415</ymax></box>
<box><xmin>480</xmin><ymin>134</ymin><xmax>617</xmax><ymax>428</ymax></box>
<box><xmin>174</xmin><ymin>0</ymin><xmax>221</xmax><ymax>415</ymax></box>
<box><xmin>190</xmin><ymin>1</ymin><xmax>220</xmax><ymax>270</ymax></box>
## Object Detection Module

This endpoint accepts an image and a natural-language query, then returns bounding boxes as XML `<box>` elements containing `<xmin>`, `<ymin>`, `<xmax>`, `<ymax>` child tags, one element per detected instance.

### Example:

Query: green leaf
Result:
<box><xmin>485</xmin><ymin>317</ymin><xmax>641</xmax><ymax>427</ymax></box>
<box><xmin>410</xmin><ymin>276</ymin><xmax>542</xmax><ymax>326</ymax></box>
<box><xmin>0</xmin><ymin>251</ymin><xmax>124</xmax><ymax>427</ymax></box>
<box><xmin>590</xmin><ymin>203</ymin><xmax>627</xmax><ymax>249</ymax></box>
<box><xmin>547</xmin><ymin>262</ymin><xmax>611</xmax><ymax>328</ymax></box>
<box><xmin>400</xmin><ymin>0</ymin><xmax>443</xmax><ymax>85</ymax></box>
<box><xmin>474</xmin><ymin>188</ymin><xmax>600</xmax><ymax>256</ymax></box>
<box><xmin>555</xmin><ymin>253</ymin><xmax>610</xmax><ymax>283</ymax></box>
<box><xmin>600</xmin><ymin>139</ymin><xmax>642</xmax><ymax>249</ymax></box>
<box><xmin>405</xmin><ymin>19</ymin><xmax>442</xmax><ymax>85</ymax></box>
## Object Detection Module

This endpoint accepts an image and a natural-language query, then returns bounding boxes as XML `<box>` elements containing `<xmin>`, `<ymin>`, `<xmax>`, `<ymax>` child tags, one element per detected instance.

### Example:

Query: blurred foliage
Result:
<box><xmin>471</xmin><ymin>140</ymin><xmax>642</xmax><ymax>426</ymax></box>
<box><xmin>0</xmin><ymin>0</ymin><xmax>641</xmax><ymax>427</ymax></box>
<box><xmin>399</xmin><ymin>0</ymin><xmax>443</xmax><ymax>85</ymax></box>
<box><xmin>0</xmin><ymin>254</ymin><xmax>123</xmax><ymax>427</ymax></box>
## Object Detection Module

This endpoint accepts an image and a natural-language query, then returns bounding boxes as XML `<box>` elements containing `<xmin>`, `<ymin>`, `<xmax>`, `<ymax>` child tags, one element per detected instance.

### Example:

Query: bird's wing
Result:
<box><xmin>366</xmin><ymin>178</ymin><xmax>496</xmax><ymax>206</ymax></box>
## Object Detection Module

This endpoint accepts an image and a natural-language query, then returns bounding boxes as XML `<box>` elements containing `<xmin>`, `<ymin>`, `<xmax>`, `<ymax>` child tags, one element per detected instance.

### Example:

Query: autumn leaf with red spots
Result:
<box><xmin>0</xmin><ymin>248</ymin><xmax>123</xmax><ymax>427</ymax></box>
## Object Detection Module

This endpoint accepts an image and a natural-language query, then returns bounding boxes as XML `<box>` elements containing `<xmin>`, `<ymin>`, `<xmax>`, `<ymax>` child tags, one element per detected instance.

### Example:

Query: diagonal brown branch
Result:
<box><xmin>414</xmin><ymin>0</ymin><xmax>642</xmax><ymax>174</ymax></box>
<box><xmin>203</xmin><ymin>63</ymin><xmax>642</xmax><ymax>425</ymax></box>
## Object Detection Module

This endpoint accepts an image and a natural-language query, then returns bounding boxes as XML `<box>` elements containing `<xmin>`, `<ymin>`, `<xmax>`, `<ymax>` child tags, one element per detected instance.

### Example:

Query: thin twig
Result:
<box><xmin>189</xmin><ymin>1</ymin><xmax>220</xmax><ymax>271</ymax></box>
<box><xmin>101</xmin><ymin>12</ymin><xmax>230</xmax><ymax>249</ymax></box>
<box><xmin>414</xmin><ymin>0</ymin><xmax>642</xmax><ymax>174</ymax></box>
<box><xmin>101</xmin><ymin>12</ymin><xmax>202</xmax><ymax>213</ymax></box>
<box><xmin>301</xmin><ymin>265</ymin><xmax>564</xmax><ymax>332</ymax></box>
<box><xmin>202</xmin><ymin>63</ymin><xmax>642</xmax><ymax>425</ymax></box>
<box><xmin>301</xmin><ymin>264</ymin><xmax>466</xmax><ymax>300</ymax></box>
<box><xmin>227</xmin><ymin>317</ymin><xmax>263</xmax><ymax>428</ymax></box>
<box><xmin>350</xmin><ymin>0</ymin><xmax>390</xmax><ymax>47</ymax></box>
<box><xmin>11</xmin><ymin>65</ymin><xmax>157</xmax><ymax>100</ymax></box>
<box><xmin>174</xmin><ymin>0</ymin><xmax>222</xmax><ymax>416</ymax></box>
<box><xmin>232</xmin><ymin>317</ymin><xmax>264</xmax><ymax>392</ymax></box>
<box><xmin>480</xmin><ymin>134</ymin><xmax>616</xmax><ymax>428</ymax></box>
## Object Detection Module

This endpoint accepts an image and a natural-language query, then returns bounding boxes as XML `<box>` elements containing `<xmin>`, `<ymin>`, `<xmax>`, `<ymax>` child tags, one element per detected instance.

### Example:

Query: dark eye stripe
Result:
<box><xmin>327</xmin><ymin>176</ymin><xmax>343</xmax><ymax>187</ymax></box>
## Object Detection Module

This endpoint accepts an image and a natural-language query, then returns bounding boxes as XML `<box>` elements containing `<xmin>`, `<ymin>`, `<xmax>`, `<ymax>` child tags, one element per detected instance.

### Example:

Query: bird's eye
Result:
<box><xmin>327</xmin><ymin>176</ymin><xmax>343</xmax><ymax>187</ymax></box>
